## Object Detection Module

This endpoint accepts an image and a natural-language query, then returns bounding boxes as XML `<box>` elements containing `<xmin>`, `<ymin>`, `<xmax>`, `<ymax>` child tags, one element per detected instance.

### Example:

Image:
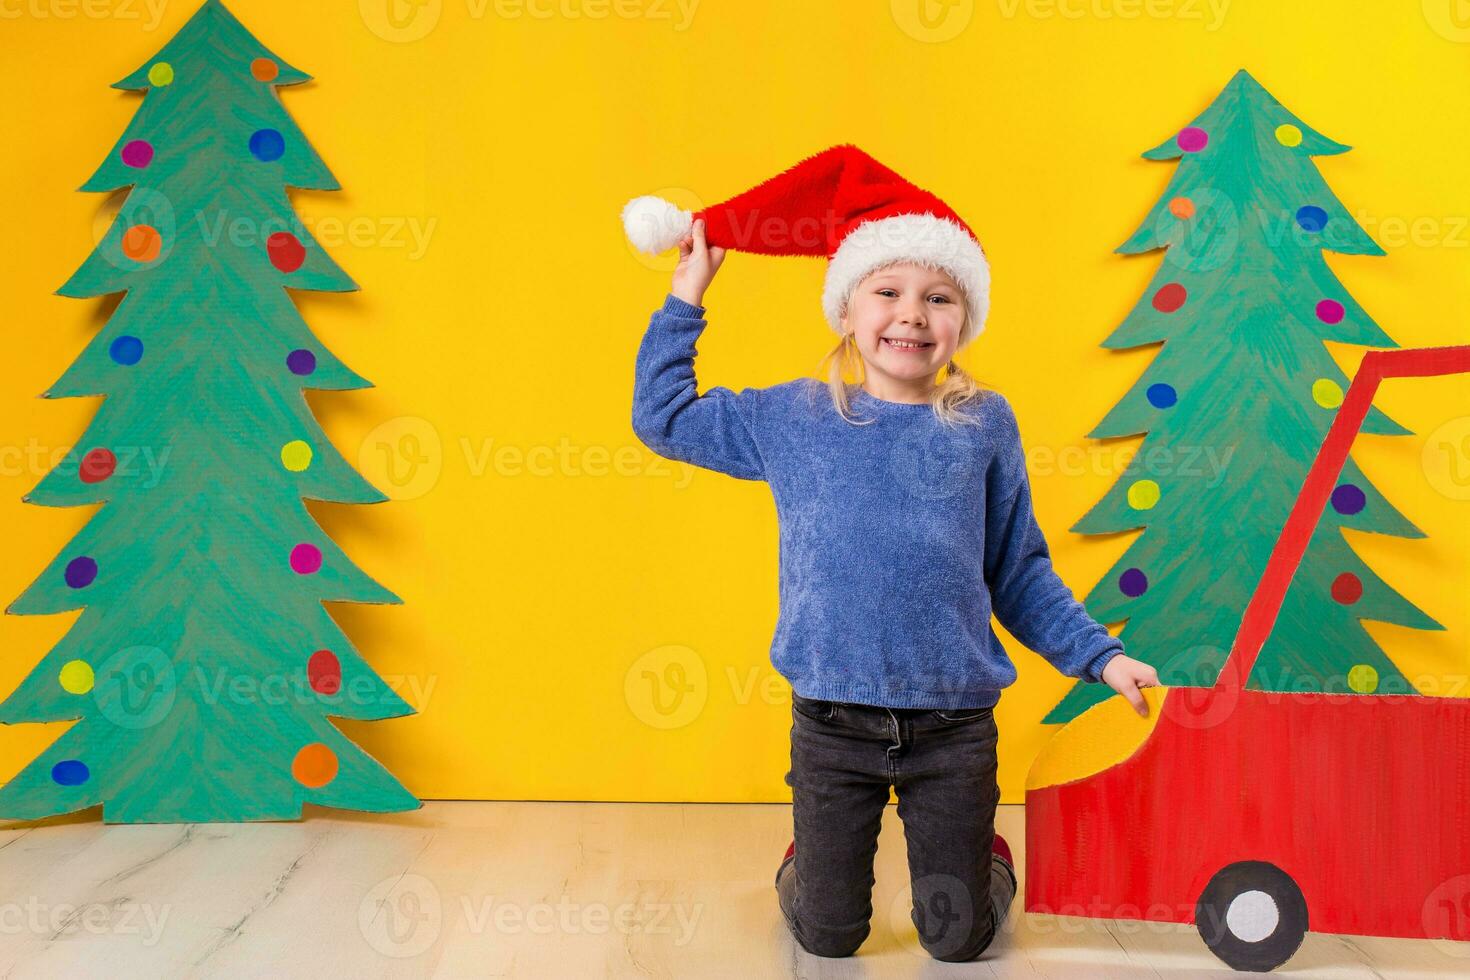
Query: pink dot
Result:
<box><xmin>120</xmin><ymin>140</ymin><xmax>154</xmax><ymax>168</ymax></box>
<box><xmin>290</xmin><ymin>543</ymin><xmax>322</xmax><ymax>575</ymax></box>
<box><xmin>1177</xmin><ymin>127</ymin><xmax>1208</xmax><ymax>153</ymax></box>
<box><xmin>1316</xmin><ymin>299</ymin><xmax>1345</xmax><ymax>324</ymax></box>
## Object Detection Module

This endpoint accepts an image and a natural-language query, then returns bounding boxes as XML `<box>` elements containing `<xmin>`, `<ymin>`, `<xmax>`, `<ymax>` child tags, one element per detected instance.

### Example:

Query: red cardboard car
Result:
<box><xmin>1026</xmin><ymin>345</ymin><xmax>1470</xmax><ymax>971</ymax></box>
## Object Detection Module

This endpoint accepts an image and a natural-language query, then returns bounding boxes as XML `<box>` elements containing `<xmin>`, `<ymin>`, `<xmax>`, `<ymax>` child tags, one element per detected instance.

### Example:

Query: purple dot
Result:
<box><xmin>1177</xmin><ymin>127</ymin><xmax>1209</xmax><ymax>153</ymax></box>
<box><xmin>64</xmin><ymin>556</ymin><xmax>97</xmax><ymax>589</ymax></box>
<box><xmin>290</xmin><ymin>543</ymin><xmax>322</xmax><ymax>575</ymax></box>
<box><xmin>1119</xmin><ymin>567</ymin><xmax>1149</xmax><ymax>597</ymax></box>
<box><xmin>120</xmin><ymin>140</ymin><xmax>154</xmax><ymax>168</ymax></box>
<box><xmin>1316</xmin><ymin>299</ymin><xmax>1345</xmax><ymax>324</ymax></box>
<box><xmin>286</xmin><ymin>349</ymin><xmax>317</xmax><ymax>376</ymax></box>
<box><xmin>1331</xmin><ymin>483</ymin><xmax>1365</xmax><ymax>515</ymax></box>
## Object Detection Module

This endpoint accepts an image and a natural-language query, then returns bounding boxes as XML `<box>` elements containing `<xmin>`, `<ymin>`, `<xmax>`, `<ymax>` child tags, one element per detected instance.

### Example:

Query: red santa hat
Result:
<box><xmin>621</xmin><ymin>143</ymin><xmax>990</xmax><ymax>348</ymax></box>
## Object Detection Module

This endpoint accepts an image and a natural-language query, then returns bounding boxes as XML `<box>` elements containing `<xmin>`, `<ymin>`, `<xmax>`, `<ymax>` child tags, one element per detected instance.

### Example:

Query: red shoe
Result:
<box><xmin>992</xmin><ymin>832</ymin><xmax>1013</xmax><ymax>867</ymax></box>
<box><xmin>775</xmin><ymin>839</ymin><xmax>795</xmax><ymax>887</ymax></box>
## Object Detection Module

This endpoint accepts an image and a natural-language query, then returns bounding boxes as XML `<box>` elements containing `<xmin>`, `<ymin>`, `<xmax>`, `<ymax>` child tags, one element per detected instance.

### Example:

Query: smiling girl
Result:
<box><xmin>624</xmin><ymin>145</ymin><xmax>1158</xmax><ymax>962</ymax></box>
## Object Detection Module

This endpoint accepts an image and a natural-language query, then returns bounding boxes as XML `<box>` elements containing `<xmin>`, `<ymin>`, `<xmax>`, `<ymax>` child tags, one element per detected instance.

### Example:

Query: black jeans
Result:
<box><xmin>777</xmin><ymin>692</ymin><xmax>1016</xmax><ymax>961</ymax></box>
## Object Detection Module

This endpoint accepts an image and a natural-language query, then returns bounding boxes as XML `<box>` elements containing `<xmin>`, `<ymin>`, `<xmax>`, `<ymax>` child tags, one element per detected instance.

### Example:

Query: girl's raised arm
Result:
<box><xmin>630</xmin><ymin>219</ymin><xmax>768</xmax><ymax>482</ymax></box>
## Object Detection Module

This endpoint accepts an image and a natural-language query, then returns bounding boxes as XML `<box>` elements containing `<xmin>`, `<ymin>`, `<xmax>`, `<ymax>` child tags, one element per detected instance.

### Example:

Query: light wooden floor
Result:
<box><xmin>0</xmin><ymin>801</ymin><xmax>1462</xmax><ymax>977</ymax></box>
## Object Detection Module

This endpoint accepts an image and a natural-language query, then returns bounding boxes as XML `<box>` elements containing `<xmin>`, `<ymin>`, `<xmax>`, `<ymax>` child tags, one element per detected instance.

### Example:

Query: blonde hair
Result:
<box><xmin>816</xmin><ymin>260</ymin><xmax>994</xmax><ymax>428</ymax></box>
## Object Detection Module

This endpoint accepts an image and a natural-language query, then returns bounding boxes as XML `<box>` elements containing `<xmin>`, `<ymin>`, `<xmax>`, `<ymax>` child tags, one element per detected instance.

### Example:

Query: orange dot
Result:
<box><xmin>292</xmin><ymin>742</ymin><xmax>338</xmax><ymax>788</ymax></box>
<box><xmin>251</xmin><ymin>58</ymin><xmax>279</xmax><ymax>82</ymax></box>
<box><xmin>1168</xmin><ymin>196</ymin><xmax>1195</xmax><ymax>219</ymax></box>
<box><xmin>121</xmin><ymin>225</ymin><xmax>162</xmax><ymax>263</ymax></box>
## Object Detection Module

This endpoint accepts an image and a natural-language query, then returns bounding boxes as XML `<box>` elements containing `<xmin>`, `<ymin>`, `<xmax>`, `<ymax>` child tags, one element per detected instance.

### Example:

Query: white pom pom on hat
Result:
<box><xmin>620</xmin><ymin>144</ymin><xmax>990</xmax><ymax>348</ymax></box>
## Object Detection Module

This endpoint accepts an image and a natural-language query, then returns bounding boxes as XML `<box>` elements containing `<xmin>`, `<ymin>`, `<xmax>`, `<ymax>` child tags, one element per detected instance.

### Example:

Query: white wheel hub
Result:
<box><xmin>1225</xmin><ymin>889</ymin><xmax>1279</xmax><ymax>943</ymax></box>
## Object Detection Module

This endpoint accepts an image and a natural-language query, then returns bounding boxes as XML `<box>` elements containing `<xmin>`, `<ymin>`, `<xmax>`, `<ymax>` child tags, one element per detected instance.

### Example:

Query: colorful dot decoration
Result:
<box><xmin>308</xmin><ymin>649</ymin><xmax>342</xmax><ymax>696</ymax></box>
<box><xmin>1331</xmin><ymin>572</ymin><xmax>1363</xmax><ymax>605</ymax></box>
<box><xmin>1316</xmin><ymin>299</ymin><xmax>1345</xmax><ymax>325</ymax></box>
<box><xmin>1296</xmin><ymin>206</ymin><xmax>1328</xmax><ymax>233</ymax></box>
<box><xmin>268</xmin><ymin>232</ymin><xmax>306</xmax><ymax>273</ymax></box>
<box><xmin>1347</xmin><ymin>664</ymin><xmax>1379</xmax><ymax>694</ymax></box>
<box><xmin>79</xmin><ymin>448</ymin><xmax>117</xmax><ymax>484</ymax></box>
<box><xmin>120</xmin><ymin>140</ymin><xmax>154</xmax><ymax>169</ymax></box>
<box><xmin>1168</xmin><ymin>197</ymin><xmax>1195</xmax><ymax>220</ymax></box>
<box><xmin>251</xmin><ymin>57</ymin><xmax>279</xmax><ymax>82</ymax></box>
<box><xmin>64</xmin><ymin>556</ymin><xmax>98</xmax><ymax>589</ymax></box>
<box><xmin>290</xmin><ymin>543</ymin><xmax>322</xmax><ymax>575</ymax></box>
<box><xmin>59</xmin><ymin>660</ymin><xmax>95</xmax><ymax>695</ymax></box>
<box><xmin>110</xmin><ymin>335</ymin><xmax>144</xmax><ymax>366</ymax></box>
<box><xmin>1146</xmin><ymin>383</ymin><xmax>1177</xmax><ymax>409</ymax></box>
<box><xmin>1176</xmin><ymin>127</ymin><xmax>1208</xmax><ymax>153</ymax></box>
<box><xmin>1119</xmin><ymin>568</ymin><xmax>1148</xmax><ymax>597</ymax></box>
<box><xmin>292</xmin><ymin>742</ymin><xmax>338</xmax><ymax>788</ymax></box>
<box><xmin>1312</xmin><ymin>378</ymin><xmax>1344</xmax><ymax>409</ymax></box>
<box><xmin>1152</xmin><ymin>282</ymin><xmax>1187</xmax><ymax>313</ymax></box>
<box><xmin>249</xmin><ymin>129</ymin><xmax>285</xmax><ymax>163</ymax></box>
<box><xmin>1126</xmin><ymin>480</ymin><xmax>1160</xmax><ymax>510</ymax></box>
<box><xmin>51</xmin><ymin>760</ymin><xmax>90</xmax><ymax>786</ymax></box>
<box><xmin>147</xmin><ymin>62</ymin><xmax>173</xmax><ymax>87</ymax></box>
<box><xmin>1275</xmin><ymin>124</ymin><xmax>1303</xmax><ymax>147</ymax></box>
<box><xmin>286</xmin><ymin>349</ymin><xmax>317</xmax><ymax>376</ymax></box>
<box><xmin>281</xmin><ymin>440</ymin><xmax>313</xmax><ymax>472</ymax></box>
<box><xmin>121</xmin><ymin>225</ymin><xmax>162</xmax><ymax>263</ymax></box>
<box><xmin>1331</xmin><ymin>483</ymin><xmax>1366</xmax><ymax>515</ymax></box>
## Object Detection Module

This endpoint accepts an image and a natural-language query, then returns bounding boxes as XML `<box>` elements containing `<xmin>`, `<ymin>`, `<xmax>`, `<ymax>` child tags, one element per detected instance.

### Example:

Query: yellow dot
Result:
<box><xmin>147</xmin><ymin>62</ymin><xmax>174</xmax><ymax>87</ymax></box>
<box><xmin>1275</xmin><ymin>124</ymin><xmax>1302</xmax><ymax>147</ymax></box>
<box><xmin>1347</xmin><ymin>664</ymin><xmax>1378</xmax><ymax>694</ymax></box>
<box><xmin>1312</xmin><ymin>378</ymin><xmax>1344</xmax><ymax>409</ymax></box>
<box><xmin>281</xmin><ymin>440</ymin><xmax>313</xmax><ymax>472</ymax></box>
<box><xmin>59</xmin><ymin>660</ymin><xmax>94</xmax><ymax>695</ymax></box>
<box><xmin>1127</xmin><ymin>479</ymin><xmax>1161</xmax><ymax>510</ymax></box>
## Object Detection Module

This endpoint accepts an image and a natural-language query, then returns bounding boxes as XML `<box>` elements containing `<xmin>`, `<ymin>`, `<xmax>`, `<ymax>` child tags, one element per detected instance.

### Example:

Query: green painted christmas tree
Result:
<box><xmin>0</xmin><ymin>0</ymin><xmax>418</xmax><ymax>821</ymax></box>
<box><xmin>1045</xmin><ymin>69</ymin><xmax>1442</xmax><ymax>724</ymax></box>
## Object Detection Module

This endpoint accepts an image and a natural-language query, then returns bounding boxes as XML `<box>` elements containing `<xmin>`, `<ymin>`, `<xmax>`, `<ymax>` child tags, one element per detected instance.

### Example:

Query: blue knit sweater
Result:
<box><xmin>632</xmin><ymin>293</ymin><xmax>1123</xmax><ymax>709</ymax></box>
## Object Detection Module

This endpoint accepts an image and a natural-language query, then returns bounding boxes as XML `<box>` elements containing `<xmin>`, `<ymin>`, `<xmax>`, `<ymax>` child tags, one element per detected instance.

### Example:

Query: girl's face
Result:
<box><xmin>841</xmin><ymin>262</ymin><xmax>966</xmax><ymax>391</ymax></box>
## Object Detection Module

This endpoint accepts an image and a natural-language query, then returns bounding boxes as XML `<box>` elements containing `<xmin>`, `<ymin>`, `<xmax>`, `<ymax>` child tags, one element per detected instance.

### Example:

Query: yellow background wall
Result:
<box><xmin>1</xmin><ymin>0</ymin><xmax>1467</xmax><ymax>805</ymax></box>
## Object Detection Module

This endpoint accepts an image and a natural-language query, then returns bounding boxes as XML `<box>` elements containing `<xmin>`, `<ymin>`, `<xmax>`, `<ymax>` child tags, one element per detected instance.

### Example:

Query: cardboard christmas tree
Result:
<box><xmin>1046</xmin><ymin>69</ymin><xmax>1441</xmax><ymax>723</ymax></box>
<box><xmin>0</xmin><ymin>0</ymin><xmax>418</xmax><ymax>822</ymax></box>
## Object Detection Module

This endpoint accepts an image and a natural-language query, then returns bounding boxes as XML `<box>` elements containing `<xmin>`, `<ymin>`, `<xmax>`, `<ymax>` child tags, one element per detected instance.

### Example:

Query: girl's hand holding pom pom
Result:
<box><xmin>671</xmin><ymin>218</ymin><xmax>726</xmax><ymax>308</ymax></box>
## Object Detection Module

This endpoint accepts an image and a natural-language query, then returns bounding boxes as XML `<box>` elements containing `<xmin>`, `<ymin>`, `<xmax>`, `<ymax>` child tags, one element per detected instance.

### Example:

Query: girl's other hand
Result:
<box><xmin>671</xmin><ymin>218</ymin><xmax>726</xmax><ymax>308</ymax></box>
<box><xmin>1100</xmin><ymin>654</ymin><xmax>1161</xmax><ymax>718</ymax></box>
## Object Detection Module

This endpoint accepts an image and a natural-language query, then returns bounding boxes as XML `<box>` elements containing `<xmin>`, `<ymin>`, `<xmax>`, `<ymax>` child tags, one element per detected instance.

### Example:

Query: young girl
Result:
<box><xmin>625</xmin><ymin>145</ymin><xmax>1159</xmax><ymax>962</ymax></box>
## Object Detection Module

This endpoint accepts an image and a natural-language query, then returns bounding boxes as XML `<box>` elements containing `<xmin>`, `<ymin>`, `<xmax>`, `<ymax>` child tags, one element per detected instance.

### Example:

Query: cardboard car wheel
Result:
<box><xmin>1196</xmin><ymin>861</ymin><xmax>1309</xmax><ymax>972</ymax></box>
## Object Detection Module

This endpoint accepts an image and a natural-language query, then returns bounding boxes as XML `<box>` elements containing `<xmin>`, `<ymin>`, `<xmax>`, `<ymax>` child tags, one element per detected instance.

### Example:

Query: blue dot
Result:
<box><xmin>109</xmin><ymin>335</ymin><xmax>143</xmax><ymax>366</ymax></box>
<box><xmin>1296</xmin><ymin>205</ymin><xmax>1328</xmax><ymax>233</ymax></box>
<box><xmin>51</xmin><ymin>760</ymin><xmax>89</xmax><ymax>786</ymax></box>
<box><xmin>1146</xmin><ymin>383</ymin><xmax>1177</xmax><ymax>409</ymax></box>
<box><xmin>249</xmin><ymin>128</ymin><xmax>285</xmax><ymax>162</ymax></box>
<box><xmin>1331</xmin><ymin>483</ymin><xmax>1366</xmax><ymax>515</ymax></box>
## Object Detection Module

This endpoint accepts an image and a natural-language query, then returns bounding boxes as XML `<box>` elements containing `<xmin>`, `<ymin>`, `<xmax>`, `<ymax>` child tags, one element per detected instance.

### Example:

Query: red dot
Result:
<box><xmin>1331</xmin><ymin>572</ymin><xmax>1362</xmax><ymax>604</ymax></box>
<box><xmin>79</xmin><ymin>448</ymin><xmax>117</xmax><ymax>484</ymax></box>
<box><xmin>268</xmin><ymin>232</ymin><xmax>306</xmax><ymax>273</ymax></box>
<box><xmin>1152</xmin><ymin>282</ymin><xmax>1187</xmax><ymax>313</ymax></box>
<box><xmin>308</xmin><ymin>649</ymin><xmax>342</xmax><ymax>695</ymax></box>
